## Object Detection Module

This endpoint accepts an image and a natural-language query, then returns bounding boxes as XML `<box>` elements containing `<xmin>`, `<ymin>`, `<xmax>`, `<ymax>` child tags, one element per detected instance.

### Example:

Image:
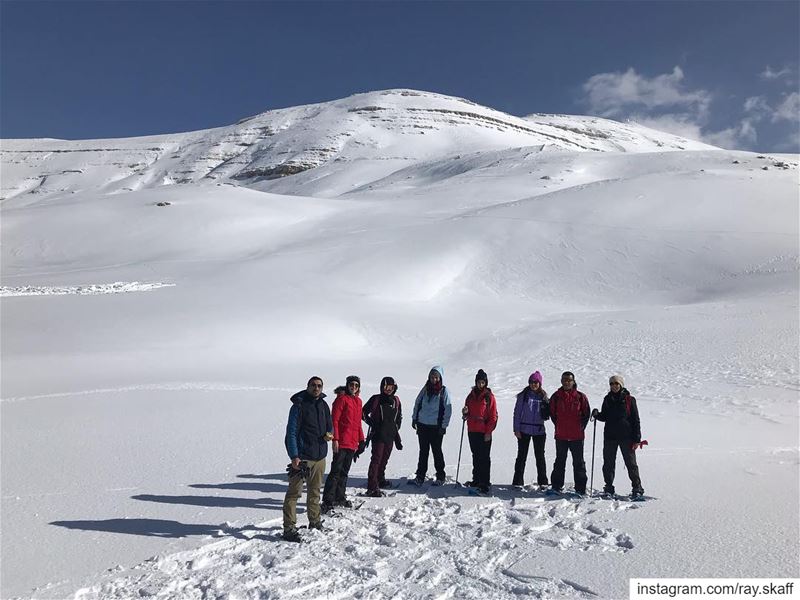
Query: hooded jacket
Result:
<box><xmin>513</xmin><ymin>387</ymin><xmax>549</xmax><ymax>436</ymax></box>
<box><xmin>412</xmin><ymin>366</ymin><xmax>452</xmax><ymax>429</ymax></box>
<box><xmin>463</xmin><ymin>387</ymin><xmax>498</xmax><ymax>434</ymax></box>
<box><xmin>285</xmin><ymin>390</ymin><xmax>333</xmax><ymax>461</ymax></box>
<box><xmin>595</xmin><ymin>388</ymin><xmax>641</xmax><ymax>442</ymax></box>
<box><xmin>549</xmin><ymin>386</ymin><xmax>591</xmax><ymax>441</ymax></box>
<box><xmin>331</xmin><ymin>391</ymin><xmax>365</xmax><ymax>451</ymax></box>
<box><xmin>364</xmin><ymin>393</ymin><xmax>403</xmax><ymax>445</ymax></box>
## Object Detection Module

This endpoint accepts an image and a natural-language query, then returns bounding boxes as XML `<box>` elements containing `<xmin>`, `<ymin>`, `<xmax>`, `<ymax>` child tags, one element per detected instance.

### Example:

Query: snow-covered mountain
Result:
<box><xmin>1</xmin><ymin>89</ymin><xmax>717</xmax><ymax>202</ymax></box>
<box><xmin>1</xmin><ymin>90</ymin><xmax>798</xmax><ymax>599</ymax></box>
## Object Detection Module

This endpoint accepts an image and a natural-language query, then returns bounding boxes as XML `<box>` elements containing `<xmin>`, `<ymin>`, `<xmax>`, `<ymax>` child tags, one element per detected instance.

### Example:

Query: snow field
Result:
<box><xmin>2</xmin><ymin>90</ymin><xmax>798</xmax><ymax>598</ymax></box>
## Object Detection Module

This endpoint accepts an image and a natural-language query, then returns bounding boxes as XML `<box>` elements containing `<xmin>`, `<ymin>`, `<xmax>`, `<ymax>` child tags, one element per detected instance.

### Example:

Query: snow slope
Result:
<box><xmin>1</xmin><ymin>90</ymin><xmax>798</xmax><ymax>599</ymax></box>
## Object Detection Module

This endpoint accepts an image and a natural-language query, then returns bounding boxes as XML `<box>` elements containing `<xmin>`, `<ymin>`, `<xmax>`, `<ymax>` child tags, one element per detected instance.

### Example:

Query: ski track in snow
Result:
<box><xmin>0</xmin><ymin>281</ymin><xmax>175</xmax><ymax>297</ymax></box>
<box><xmin>64</xmin><ymin>491</ymin><xmax>639</xmax><ymax>599</ymax></box>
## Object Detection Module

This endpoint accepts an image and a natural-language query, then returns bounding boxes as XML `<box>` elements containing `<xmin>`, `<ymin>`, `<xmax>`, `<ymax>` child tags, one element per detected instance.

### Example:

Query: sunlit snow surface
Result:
<box><xmin>1</xmin><ymin>90</ymin><xmax>798</xmax><ymax>599</ymax></box>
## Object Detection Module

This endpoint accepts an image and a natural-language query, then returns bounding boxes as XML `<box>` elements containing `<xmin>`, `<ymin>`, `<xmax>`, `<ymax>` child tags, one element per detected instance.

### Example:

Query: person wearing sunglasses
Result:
<box><xmin>283</xmin><ymin>376</ymin><xmax>333</xmax><ymax>542</ymax></box>
<box><xmin>322</xmin><ymin>376</ymin><xmax>365</xmax><ymax>512</ymax></box>
<box><xmin>548</xmin><ymin>371</ymin><xmax>591</xmax><ymax>495</ymax></box>
<box><xmin>591</xmin><ymin>375</ymin><xmax>644</xmax><ymax>499</ymax></box>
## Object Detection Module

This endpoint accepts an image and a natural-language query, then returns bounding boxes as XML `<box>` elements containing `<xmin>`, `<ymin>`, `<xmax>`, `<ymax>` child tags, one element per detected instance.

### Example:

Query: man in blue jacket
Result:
<box><xmin>283</xmin><ymin>376</ymin><xmax>333</xmax><ymax>542</ymax></box>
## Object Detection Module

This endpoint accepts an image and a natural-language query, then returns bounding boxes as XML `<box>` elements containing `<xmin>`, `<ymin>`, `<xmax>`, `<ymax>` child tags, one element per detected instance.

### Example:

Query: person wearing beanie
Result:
<box><xmin>361</xmin><ymin>376</ymin><xmax>403</xmax><ymax>496</ymax></box>
<box><xmin>461</xmin><ymin>369</ymin><xmax>498</xmax><ymax>494</ymax></box>
<box><xmin>548</xmin><ymin>371</ymin><xmax>591</xmax><ymax>495</ymax></box>
<box><xmin>591</xmin><ymin>375</ymin><xmax>644</xmax><ymax>498</ymax></box>
<box><xmin>411</xmin><ymin>366</ymin><xmax>452</xmax><ymax>485</ymax></box>
<box><xmin>283</xmin><ymin>377</ymin><xmax>333</xmax><ymax>542</ymax></box>
<box><xmin>512</xmin><ymin>370</ymin><xmax>550</xmax><ymax>487</ymax></box>
<box><xmin>321</xmin><ymin>375</ymin><xmax>365</xmax><ymax>512</ymax></box>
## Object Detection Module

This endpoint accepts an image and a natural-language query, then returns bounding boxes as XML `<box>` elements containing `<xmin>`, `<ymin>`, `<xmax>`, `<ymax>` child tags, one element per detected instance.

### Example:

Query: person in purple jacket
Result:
<box><xmin>511</xmin><ymin>371</ymin><xmax>551</xmax><ymax>487</ymax></box>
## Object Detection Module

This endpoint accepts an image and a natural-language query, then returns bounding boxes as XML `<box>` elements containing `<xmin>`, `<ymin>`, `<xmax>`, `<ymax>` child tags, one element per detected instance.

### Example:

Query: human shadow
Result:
<box><xmin>237</xmin><ymin>472</ymin><xmax>288</xmax><ymax>480</ymax></box>
<box><xmin>132</xmin><ymin>493</ymin><xmax>284</xmax><ymax>509</ymax></box>
<box><xmin>50</xmin><ymin>518</ymin><xmax>278</xmax><ymax>540</ymax></box>
<box><xmin>189</xmin><ymin>481</ymin><xmax>287</xmax><ymax>494</ymax></box>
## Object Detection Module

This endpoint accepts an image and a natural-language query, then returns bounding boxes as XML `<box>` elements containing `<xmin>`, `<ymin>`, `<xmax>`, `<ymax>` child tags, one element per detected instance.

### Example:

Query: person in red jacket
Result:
<box><xmin>322</xmin><ymin>376</ymin><xmax>365</xmax><ymax>511</ymax></box>
<box><xmin>461</xmin><ymin>369</ymin><xmax>498</xmax><ymax>494</ymax></box>
<box><xmin>548</xmin><ymin>371</ymin><xmax>591</xmax><ymax>495</ymax></box>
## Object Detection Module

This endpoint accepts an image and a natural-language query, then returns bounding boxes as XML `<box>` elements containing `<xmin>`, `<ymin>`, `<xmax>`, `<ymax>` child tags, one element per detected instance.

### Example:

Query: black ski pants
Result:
<box><xmin>322</xmin><ymin>448</ymin><xmax>354</xmax><ymax>505</ymax></box>
<box><xmin>467</xmin><ymin>432</ymin><xmax>492</xmax><ymax>488</ymax></box>
<box><xmin>415</xmin><ymin>424</ymin><xmax>446</xmax><ymax>481</ymax></box>
<box><xmin>512</xmin><ymin>434</ymin><xmax>548</xmax><ymax>486</ymax></box>
<box><xmin>550</xmin><ymin>439</ymin><xmax>587</xmax><ymax>493</ymax></box>
<box><xmin>602</xmin><ymin>439</ymin><xmax>642</xmax><ymax>492</ymax></box>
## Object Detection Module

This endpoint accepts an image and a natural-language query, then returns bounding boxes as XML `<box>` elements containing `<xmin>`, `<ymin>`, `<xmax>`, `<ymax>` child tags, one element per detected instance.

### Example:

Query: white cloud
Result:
<box><xmin>743</xmin><ymin>96</ymin><xmax>771</xmax><ymax>121</ymax></box>
<box><xmin>772</xmin><ymin>92</ymin><xmax>800</xmax><ymax>122</ymax></box>
<box><xmin>760</xmin><ymin>65</ymin><xmax>792</xmax><ymax>81</ymax></box>
<box><xmin>703</xmin><ymin>120</ymin><xmax>758</xmax><ymax>150</ymax></box>
<box><xmin>582</xmin><ymin>66</ymin><xmax>711</xmax><ymax>119</ymax></box>
<box><xmin>630</xmin><ymin>114</ymin><xmax>704</xmax><ymax>141</ymax></box>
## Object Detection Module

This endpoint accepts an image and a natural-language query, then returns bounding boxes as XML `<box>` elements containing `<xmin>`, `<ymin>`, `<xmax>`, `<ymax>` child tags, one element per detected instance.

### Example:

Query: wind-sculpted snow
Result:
<box><xmin>65</xmin><ymin>492</ymin><xmax>641</xmax><ymax>600</ymax></box>
<box><xmin>0</xmin><ymin>282</ymin><xmax>174</xmax><ymax>297</ymax></box>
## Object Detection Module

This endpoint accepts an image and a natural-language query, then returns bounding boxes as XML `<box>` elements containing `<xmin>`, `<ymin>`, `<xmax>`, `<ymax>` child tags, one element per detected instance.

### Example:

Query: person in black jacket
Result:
<box><xmin>360</xmin><ymin>376</ymin><xmax>403</xmax><ymax>496</ymax></box>
<box><xmin>591</xmin><ymin>375</ymin><xmax>644</xmax><ymax>498</ymax></box>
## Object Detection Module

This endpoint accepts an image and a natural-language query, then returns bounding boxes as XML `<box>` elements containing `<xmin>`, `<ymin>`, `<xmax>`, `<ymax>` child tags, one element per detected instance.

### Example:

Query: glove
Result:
<box><xmin>353</xmin><ymin>440</ymin><xmax>367</xmax><ymax>462</ymax></box>
<box><xmin>591</xmin><ymin>408</ymin><xmax>599</xmax><ymax>418</ymax></box>
<box><xmin>438</xmin><ymin>428</ymin><xmax>446</xmax><ymax>437</ymax></box>
<box><xmin>395</xmin><ymin>439</ymin><xmax>403</xmax><ymax>451</ymax></box>
<box><xmin>412</xmin><ymin>421</ymin><xmax>417</xmax><ymax>430</ymax></box>
<box><xmin>323</xmin><ymin>432</ymin><xmax>333</xmax><ymax>442</ymax></box>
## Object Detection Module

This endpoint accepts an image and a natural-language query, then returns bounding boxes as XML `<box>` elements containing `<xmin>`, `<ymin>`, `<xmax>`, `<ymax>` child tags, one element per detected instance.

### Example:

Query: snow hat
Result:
<box><xmin>346</xmin><ymin>375</ymin><xmax>361</xmax><ymax>387</ymax></box>
<box><xmin>475</xmin><ymin>369</ymin><xmax>488</xmax><ymax>384</ymax></box>
<box><xmin>609</xmin><ymin>374</ymin><xmax>625</xmax><ymax>387</ymax></box>
<box><xmin>307</xmin><ymin>376</ymin><xmax>323</xmax><ymax>386</ymax></box>
<box><xmin>380</xmin><ymin>376</ymin><xmax>397</xmax><ymax>393</ymax></box>
<box><xmin>529</xmin><ymin>371</ymin><xmax>543</xmax><ymax>384</ymax></box>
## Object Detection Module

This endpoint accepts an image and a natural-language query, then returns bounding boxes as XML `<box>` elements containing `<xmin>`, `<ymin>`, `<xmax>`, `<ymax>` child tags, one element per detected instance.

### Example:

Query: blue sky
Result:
<box><xmin>2</xmin><ymin>1</ymin><xmax>798</xmax><ymax>151</ymax></box>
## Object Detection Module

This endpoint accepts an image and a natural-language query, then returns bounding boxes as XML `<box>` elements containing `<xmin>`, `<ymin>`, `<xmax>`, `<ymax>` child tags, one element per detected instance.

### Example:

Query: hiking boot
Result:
<box><xmin>463</xmin><ymin>480</ymin><xmax>477</xmax><ymax>487</ymax></box>
<box><xmin>478</xmin><ymin>486</ymin><xmax>490</xmax><ymax>495</ymax></box>
<box><xmin>321</xmin><ymin>502</ymin><xmax>335</xmax><ymax>514</ymax></box>
<box><xmin>379</xmin><ymin>480</ymin><xmax>393</xmax><ymax>489</ymax></box>
<box><xmin>431</xmin><ymin>478</ymin><xmax>445</xmax><ymax>486</ymax></box>
<box><xmin>603</xmin><ymin>485</ymin><xmax>615</xmax><ymax>495</ymax></box>
<box><xmin>413</xmin><ymin>476</ymin><xmax>425</xmax><ymax>486</ymax></box>
<box><xmin>334</xmin><ymin>499</ymin><xmax>353</xmax><ymax>509</ymax></box>
<box><xmin>308</xmin><ymin>521</ymin><xmax>325</xmax><ymax>531</ymax></box>
<box><xmin>365</xmin><ymin>489</ymin><xmax>385</xmax><ymax>497</ymax></box>
<box><xmin>631</xmin><ymin>488</ymin><xmax>644</xmax><ymax>498</ymax></box>
<box><xmin>282</xmin><ymin>528</ymin><xmax>302</xmax><ymax>543</ymax></box>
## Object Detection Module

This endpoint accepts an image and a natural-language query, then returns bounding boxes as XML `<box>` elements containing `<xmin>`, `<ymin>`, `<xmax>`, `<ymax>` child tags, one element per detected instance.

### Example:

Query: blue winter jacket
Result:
<box><xmin>513</xmin><ymin>387</ymin><xmax>549</xmax><ymax>436</ymax></box>
<box><xmin>412</xmin><ymin>366</ymin><xmax>452</xmax><ymax>430</ymax></box>
<box><xmin>285</xmin><ymin>390</ymin><xmax>333</xmax><ymax>461</ymax></box>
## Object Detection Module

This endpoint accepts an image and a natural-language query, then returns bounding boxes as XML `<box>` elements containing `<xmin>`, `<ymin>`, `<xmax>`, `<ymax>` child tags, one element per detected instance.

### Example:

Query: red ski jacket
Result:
<box><xmin>463</xmin><ymin>388</ymin><xmax>498</xmax><ymax>434</ymax></box>
<box><xmin>550</xmin><ymin>387</ymin><xmax>591</xmax><ymax>441</ymax></box>
<box><xmin>331</xmin><ymin>393</ymin><xmax>365</xmax><ymax>451</ymax></box>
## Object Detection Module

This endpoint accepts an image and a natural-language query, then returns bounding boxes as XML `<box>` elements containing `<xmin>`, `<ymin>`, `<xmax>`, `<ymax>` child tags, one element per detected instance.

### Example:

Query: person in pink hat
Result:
<box><xmin>511</xmin><ymin>371</ymin><xmax>551</xmax><ymax>487</ymax></box>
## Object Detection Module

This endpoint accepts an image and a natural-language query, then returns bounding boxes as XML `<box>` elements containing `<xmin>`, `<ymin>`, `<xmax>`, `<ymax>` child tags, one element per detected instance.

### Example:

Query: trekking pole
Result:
<box><xmin>589</xmin><ymin>416</ymin><xmax>597</xmax><ymax>497</ymax></box>
<box><xmin>455</xmin><ymin>414</ymin><xmax>466</xmax><ymax>486</ymax></box>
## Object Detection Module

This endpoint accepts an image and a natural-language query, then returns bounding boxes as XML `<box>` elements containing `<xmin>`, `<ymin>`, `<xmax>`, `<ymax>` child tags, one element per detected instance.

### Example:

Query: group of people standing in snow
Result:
<box><xmin>282</xmin><ymin>367</ymin><xmax>645</xmax><ymax>542</ymax></box>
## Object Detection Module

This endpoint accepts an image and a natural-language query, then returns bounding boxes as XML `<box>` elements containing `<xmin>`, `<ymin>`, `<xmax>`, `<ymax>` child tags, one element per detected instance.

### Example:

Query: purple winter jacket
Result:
<box><xmin>513</xmin><ymin>387</ymin><xmax>549</xmax><ymax>436</ymax></box>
